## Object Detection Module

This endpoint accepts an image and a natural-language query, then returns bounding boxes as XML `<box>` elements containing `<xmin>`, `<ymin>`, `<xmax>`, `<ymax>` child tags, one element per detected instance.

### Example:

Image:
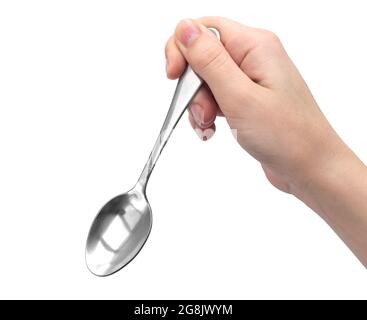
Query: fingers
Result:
<box><xmin>195</xmin><ymin>16</ymin><xmax>260</xmax><ymax>65</ymax></box>
<box><xmin>187</xmin><ymin>86</ymin><xmax>219</xmax><ymax>141</ymax></box>
<box><xmin>165</xmin><ymin>35</ymin><xmax>186</xmax><ymax>80</ymax></box>
<box><xmin>188</xmin><ymin>112</ymin><xmax>216</xmax><ymax>141</ymax></box>
<box><xmin>197</xmin><ymin>16</ymin><xmax>288</xmax><ymax>87</ymax></box>
<box><xmin>165</xmin><ymin>32</ymin><xmax>224</xmax><ymax>142</ymax></box>
<box><xmin>164</xmin><ymin>17</ymin><xmax>268</xmax><ymax>133</ymax></box>
<box><xmin>172</xmin><ymin>19</ymin><xmax>252</xmax><ymax>101</ymax></box>
<box><xmin>165</xmin><ymin>17</ymin><xmax>284</xmax><ymax>85</ymax></box>
<box><xmin>165</xmin><ymin>16</ymin><xmax>254</xmax><ymax>79</ymax></box>
<box><xmin>189</xmin><ymin>86</ymin><xmax>219</xmax><ymax>126</ymax></box>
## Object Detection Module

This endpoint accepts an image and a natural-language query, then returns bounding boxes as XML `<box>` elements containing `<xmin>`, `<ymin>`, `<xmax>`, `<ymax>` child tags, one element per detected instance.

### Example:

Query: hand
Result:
<box><xmin>165</xmin><ymin>17</ymin><xmax>350</xmax><ymax>195</ymax></box>
<box><xmin>165</xmin><ymin>17</ymin><xmax>367</xmax><ymax>268</ymax></box>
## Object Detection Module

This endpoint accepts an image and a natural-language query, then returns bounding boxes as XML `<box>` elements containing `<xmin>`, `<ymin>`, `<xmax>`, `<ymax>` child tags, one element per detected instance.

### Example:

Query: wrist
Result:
<box><xmin>290</xmin><ymin>135</ymin><xmax>367</xmax><ymax>267</ymax></box>
<box><xmin>290</xmin><ymin>135</ymin><xmax>365</xmax><ymax>217</ymax></box>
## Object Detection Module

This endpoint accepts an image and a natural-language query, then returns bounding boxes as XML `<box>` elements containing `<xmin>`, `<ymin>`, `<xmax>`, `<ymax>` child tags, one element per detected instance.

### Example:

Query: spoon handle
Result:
<box><xmin>137</xmin><ymin>28</ymin><xmax>219</xmax><ymax>192</ymax></box>
<box><xmin>137</xmin><ymin>65</ymin><xmax>202</xmax><ymax>191</ymax></box>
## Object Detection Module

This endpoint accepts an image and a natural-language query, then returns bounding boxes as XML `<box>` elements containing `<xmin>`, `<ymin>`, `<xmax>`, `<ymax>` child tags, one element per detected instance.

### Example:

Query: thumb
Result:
<box><xmin>174</xmin><ymin>19</ymin><xmax>253</xmax><ymax>109</ymax></box>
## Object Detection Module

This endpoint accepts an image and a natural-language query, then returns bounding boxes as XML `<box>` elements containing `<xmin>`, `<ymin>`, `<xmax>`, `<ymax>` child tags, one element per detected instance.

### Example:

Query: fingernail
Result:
<box><xmin>179</xmin><ymin>19</ymin><xmax>201</xmax><ymax>47</ymax></box>
<box><xmin>194</xmin><ymin>127</ymin><xmax>215</xmax><ymax>141</ymax></box>
<box><xmin>190</xmin><ymin>103</ymin><xmax>215</xmax><ymax>128</ymax></box>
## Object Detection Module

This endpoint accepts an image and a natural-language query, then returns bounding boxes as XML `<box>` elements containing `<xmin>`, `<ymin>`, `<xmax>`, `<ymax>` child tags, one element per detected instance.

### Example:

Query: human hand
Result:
<box><xmin>165</xmin><ymin>17</ymin><xmax>351</xmax><ymax>195</ymax></box>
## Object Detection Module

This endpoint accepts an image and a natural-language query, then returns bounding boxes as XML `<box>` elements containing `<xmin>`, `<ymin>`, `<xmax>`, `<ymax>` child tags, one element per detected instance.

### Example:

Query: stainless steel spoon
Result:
<box><xmin>86</xmin><ymin>28</ymin><xmax>219</xmax><ymax>276</ymax></box>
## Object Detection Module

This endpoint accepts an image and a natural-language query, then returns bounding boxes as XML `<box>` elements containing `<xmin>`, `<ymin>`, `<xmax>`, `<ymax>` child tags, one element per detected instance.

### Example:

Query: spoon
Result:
<box><xmin>86</xmin><ymin>28</ymin><xmax>219</xmax><ymax>276</ymax></box>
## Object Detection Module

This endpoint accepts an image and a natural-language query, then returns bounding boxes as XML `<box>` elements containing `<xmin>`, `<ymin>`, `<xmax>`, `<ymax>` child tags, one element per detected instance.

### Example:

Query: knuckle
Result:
<box><xmin>260</xmin><ymin>29</ymin><xmax>281</xmax><ymax>45</ymax></box>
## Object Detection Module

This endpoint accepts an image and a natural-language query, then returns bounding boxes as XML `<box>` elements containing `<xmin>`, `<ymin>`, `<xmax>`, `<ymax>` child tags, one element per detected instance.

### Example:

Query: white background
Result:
<box><xmin>0</xmin><ymin>0</ymin><xmax>366</xmax><ymax>299</ymax></box>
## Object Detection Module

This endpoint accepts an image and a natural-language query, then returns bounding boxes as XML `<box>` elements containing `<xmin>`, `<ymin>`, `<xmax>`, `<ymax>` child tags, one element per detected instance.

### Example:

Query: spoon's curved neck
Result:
<box><xmin>136</xmin><ymin>66</ymin><xmax>203</xmax><ymax>194</ymax></box>
<box><xmin>136</xmin><ymin>126</ymin><xmax>171</xmax><ymax>193</ymax></box>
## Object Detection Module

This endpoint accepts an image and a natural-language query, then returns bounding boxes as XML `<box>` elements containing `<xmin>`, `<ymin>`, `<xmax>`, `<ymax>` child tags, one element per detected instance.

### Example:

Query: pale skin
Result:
<box><xmin>165</xmin><ymin>17</ymin><xmax>367</xmax><ymax>268</ymax></box>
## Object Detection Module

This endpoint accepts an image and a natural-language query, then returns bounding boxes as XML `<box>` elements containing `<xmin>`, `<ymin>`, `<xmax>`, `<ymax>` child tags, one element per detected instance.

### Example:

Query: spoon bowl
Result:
<box><xmin>86</xmin><ymin>188</ymin><xmax>152</xmax><ymax>276</ymax></box>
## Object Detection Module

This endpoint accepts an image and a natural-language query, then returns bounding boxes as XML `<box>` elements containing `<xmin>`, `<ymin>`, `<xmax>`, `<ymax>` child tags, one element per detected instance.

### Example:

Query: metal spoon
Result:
<box><xmin>86</xmin><ymin>28</ymin><xmax>219</xmax><ymax>276</ymax></box>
